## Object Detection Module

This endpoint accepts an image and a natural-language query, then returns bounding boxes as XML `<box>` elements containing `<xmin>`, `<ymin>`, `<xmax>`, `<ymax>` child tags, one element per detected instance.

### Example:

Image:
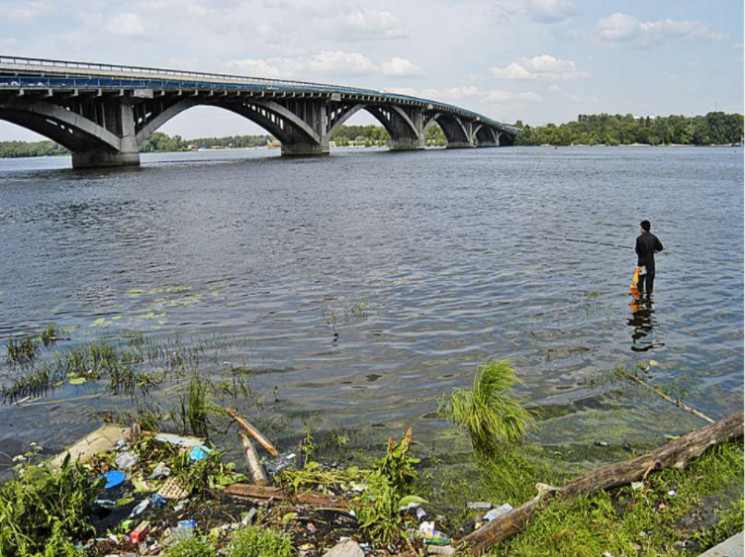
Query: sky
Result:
<box><xmin>0</xmin><ymin>0</ymin><xmax>743</xmax><ymax>141</ymax></box>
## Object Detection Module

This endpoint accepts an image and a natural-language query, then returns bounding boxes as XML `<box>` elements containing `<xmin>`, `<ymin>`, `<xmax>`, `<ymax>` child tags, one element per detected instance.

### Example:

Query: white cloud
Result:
<box><xmin>106</xmin><ymin>13</ymin><xmax>147</xmax><ymax>36</ymax></box>
<box><xmin>329</xmin><ymin>9</ymin><xmax>408</xmax><ymax>40</ymax></box>
<box><xmin>225</xmin><ymin>51</ymin><xmax>421</xmax><ymax>79</ymax></box>
<box><xmin>380</xmin><ymin>57</ymin><xmax>423</xmax><ymax>77</ymax></box>
<box><xmin>384</xmin><ymin>86</ymin><xmax>541</xmax><ymax>105</ymax></box>
<box><xmin>527</xmin><ymin>0</ymin><xmax>577</xmax><ymax>23</ymax></box>
<box><xmin>5</xmin><ymin>0</ymin><xmax>53</xmax><ymax>22</ymax></box>
<box><xmin>490</xmin><ymin>55</ymin><xmax>589</xmax><ymax>80</ymax></box>
<box><xmin>83</xmin><ymin>12</ymin><xmax>147</xmax><ymax>37</ymax></box>
<box><xmin>597</xmin><ymin>12</ymin><xmax>727</xmax><ymax>46</ymax></box>
<box><xmin>547</xmin><ymin>84</ymin><xmax>582</xmax><ymax>102</ymax></box>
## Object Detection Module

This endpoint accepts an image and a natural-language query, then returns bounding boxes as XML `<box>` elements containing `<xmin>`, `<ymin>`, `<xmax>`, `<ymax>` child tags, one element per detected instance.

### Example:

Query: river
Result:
<box><xmin>0</xmin><ymin>146</ymin><xmax>742</xmax><ymax>461</ymax></box>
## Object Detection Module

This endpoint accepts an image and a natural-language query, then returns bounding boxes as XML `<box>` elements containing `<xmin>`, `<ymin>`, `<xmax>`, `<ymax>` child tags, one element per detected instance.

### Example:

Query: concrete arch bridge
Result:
<box><xmin>0</xmin><ymin>55</ymin><xmax>520</xmax><ymax>168</ymax></box>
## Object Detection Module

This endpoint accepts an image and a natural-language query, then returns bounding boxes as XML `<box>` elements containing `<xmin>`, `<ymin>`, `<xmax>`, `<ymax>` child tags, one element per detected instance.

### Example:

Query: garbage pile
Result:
<box><xmin>1</xmin><ymin>412</ymin><xmax>519</xmax><ymax>556</ymax></box>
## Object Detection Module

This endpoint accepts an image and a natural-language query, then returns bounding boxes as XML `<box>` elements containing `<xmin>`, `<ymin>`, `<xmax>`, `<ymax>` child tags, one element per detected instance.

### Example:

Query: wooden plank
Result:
<box><xmin>224</xmin><ymin>483</ymin><xmax>350</xmax><ymax>509</ymax></box>
<box><xmin>49</xmin><ymin>424</ymin><xmax>128</xmax><ymax>468</ymax></box>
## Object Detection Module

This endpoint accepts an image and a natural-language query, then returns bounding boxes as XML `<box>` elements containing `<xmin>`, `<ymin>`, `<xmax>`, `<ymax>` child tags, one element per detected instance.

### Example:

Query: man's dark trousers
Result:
<box><xmin>638</xmin><ymin>272</ymin><xmax>655</xmax><ymax>294</ymax></box>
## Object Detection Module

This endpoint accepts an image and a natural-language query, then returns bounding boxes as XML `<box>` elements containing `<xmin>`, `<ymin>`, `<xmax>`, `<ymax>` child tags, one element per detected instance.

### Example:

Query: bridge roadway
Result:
<box><xmin>0</xmin><ymin>55</ymin><xmax>520</xmax><ymax>168</ymax></box>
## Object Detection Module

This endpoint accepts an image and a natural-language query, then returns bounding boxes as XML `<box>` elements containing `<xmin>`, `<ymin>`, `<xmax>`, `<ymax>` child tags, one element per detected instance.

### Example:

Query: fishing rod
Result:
<box><xmin>559</xmin><ymin>236</ymin><xmax>635</xmax><ymax>250</ymax></box>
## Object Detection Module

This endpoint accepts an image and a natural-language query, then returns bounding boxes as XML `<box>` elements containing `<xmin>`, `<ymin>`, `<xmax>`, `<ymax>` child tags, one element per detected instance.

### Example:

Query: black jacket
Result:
<box><xmin>636</xmin><ymin>232</ymin><xmax>664</xmax><ymax>272</ymax></box>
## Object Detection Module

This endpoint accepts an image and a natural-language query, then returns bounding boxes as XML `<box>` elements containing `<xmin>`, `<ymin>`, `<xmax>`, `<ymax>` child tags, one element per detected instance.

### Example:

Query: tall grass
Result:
<box><xmin>440</xmin><ymin>360</ymin><xmax>535</xmax><ymax>451</ymax></box>
<box><xmin>179</xmin><ymin>374</ymin><xmax>210</xmax><ymax>437</ymax></box>
<box><xmin>6</xmin><ymin>336</ymin><xmax>38</xmax><ymax>365</ymax></box>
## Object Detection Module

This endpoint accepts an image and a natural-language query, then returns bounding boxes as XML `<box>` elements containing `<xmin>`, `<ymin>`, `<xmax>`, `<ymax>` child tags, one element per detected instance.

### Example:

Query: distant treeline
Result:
<box><xmin>1</xmin><ymin>114</ymin><xmax>742</xmax><ymax>158</ymax></box>
<box><xmin>330</xmin><ymin>124</ymin><xmax>446</xmax><ymax>146</ymax></box>
<box><xmin>140</xmin><ymin>132</ymin><xmax>273</xmax><ymax>152</ymax></box>
<box><xmin>0</xmin><ymin>140</ymin><xmax>69</xmax><ymax>158</ymax></box>
<box><xmin>515</xmin><ymin>112</ymin><xmax>744</xmax><ymax>146</ymax></box>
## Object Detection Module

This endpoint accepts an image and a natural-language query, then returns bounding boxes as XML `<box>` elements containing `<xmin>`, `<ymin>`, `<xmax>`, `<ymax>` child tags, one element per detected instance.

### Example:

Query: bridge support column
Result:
<box><xmin>281</xmin><ymin>101</ymin><xmax>329</xmax><ymax>157</ymax></box>
<box><xmin>281</xmin><ymin>141</ymin><xmax>329</xmax><ymax>156</ymax></box>
<box><xmin>446</xmin><ymin>141</ymin><xmax>475</xmax><ymax>149</ymax></box>
<box><xmin>389</xmin><ymin>109</ymin><xmax>425</xmax><ymax>151</ymax></box>
<box><xmin>72</xmin><ymin>99</ymin><xmax>140</xmax><ymax>168</ymax></box>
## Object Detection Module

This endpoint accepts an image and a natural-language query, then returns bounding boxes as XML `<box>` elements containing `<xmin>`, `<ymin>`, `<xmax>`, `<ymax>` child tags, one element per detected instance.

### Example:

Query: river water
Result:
<box><xmin>0</xmin><ymin>146</ymin><xmax>742</xmax><ymax>460</ymax></box>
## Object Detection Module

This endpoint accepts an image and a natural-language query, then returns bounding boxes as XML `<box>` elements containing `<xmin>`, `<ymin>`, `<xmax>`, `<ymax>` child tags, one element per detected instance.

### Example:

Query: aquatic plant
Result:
<box><xmin>178</xmin><ymin>373</ymin><xmax>210</xmax><ymax>437</ymax></box>
<box><xmin>6</xmin><ymin>336</ymin><xmax>38</xmax><ymax>365</ymax></box>
<box><xmin>227</xmin><ymin>525</ymin><xmax>295</xmax><ymax>557</ymax></box>
<box><xmin>2</xmin><ymin>362</ymin><xmax>53</xmax><ymax>403</ymax></box>
<box><xmin>440</xmin><ymin>360</ymin><xmax>535</xmax><ymax>451</ymax></box>
<box><xmin>40</xmin><ymin>323</ymin><xmax>60</xmax><ymax>346</ymax></box>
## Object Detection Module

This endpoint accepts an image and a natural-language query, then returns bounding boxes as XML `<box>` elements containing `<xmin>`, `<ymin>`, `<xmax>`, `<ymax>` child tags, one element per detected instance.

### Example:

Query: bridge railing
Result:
<box><xmin>0</xmin><ymin>54</ymin><xmax>375</xmax><ymax>94</ymax></box>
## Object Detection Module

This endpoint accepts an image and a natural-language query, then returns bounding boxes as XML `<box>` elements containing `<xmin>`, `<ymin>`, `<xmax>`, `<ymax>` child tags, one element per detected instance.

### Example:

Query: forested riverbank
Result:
<box><xmin>1</xmin><ymin>112</ymin><xmax>741</xmax><ymax>158</ymax></box>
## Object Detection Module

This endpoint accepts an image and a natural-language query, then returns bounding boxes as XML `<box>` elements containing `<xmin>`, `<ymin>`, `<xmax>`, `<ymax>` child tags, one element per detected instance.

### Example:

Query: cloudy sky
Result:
<box><xmin>1</xmin><ymin>0</ymin><xmax>742</xmax><ymax>140</ymax></box>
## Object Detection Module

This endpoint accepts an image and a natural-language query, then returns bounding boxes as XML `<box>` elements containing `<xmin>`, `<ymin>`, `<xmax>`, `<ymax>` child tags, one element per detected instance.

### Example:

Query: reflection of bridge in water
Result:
<box><xmin>0</xmin><ymin>55</ymin><xmax>521</xmax><ymax>168</ymax></box>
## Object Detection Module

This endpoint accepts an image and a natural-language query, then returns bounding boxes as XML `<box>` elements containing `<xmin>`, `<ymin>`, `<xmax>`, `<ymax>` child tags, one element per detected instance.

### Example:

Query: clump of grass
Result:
<box><xmin>440</xmin><ymin>360</ymin><xmax>535</xmax><ymax>451</ymax></box>
<box><xmin>40</xmin><ymin>324</ymin><xmax>60</xmax><ymax>346</ymax></box>
<box><xmin>178</xmin><ymin>374</ymin><xmax>210</xmax><ymax>437</ymax></box>
<box><xmin>2</xmin><ymin>362</ymin><xmax>53</xmax><ymax>403</ymax></box>
<box><xmin>227</xmin><ymin>525</ymin><xmax>295</xmax><ymax>557</ymax></box>
<box><xmin>0</xmin><ymin>457</ymin><xmax>100</xmax><ymax>555</ymax></box>
<box><xmin>165</xmin><ymin>536</ymin><xmax>217</xmax><ymax>557</ymax></box>
<box><xmin>6</xmin><ymin>336</ymin><xmax>38</xmax><ymax>365</ymax></box>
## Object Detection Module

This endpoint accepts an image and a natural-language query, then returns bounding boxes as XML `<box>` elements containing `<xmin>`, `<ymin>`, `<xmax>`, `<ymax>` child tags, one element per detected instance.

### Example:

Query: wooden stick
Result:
<box><xmin>239</xmin><ymin>432</ymin><xmax>267</xmax><ymax>486</ymax></box>
<box><xmin>458</xmin><ymin>412</ymin><xmax>743</xmax><ymax>555</ymax></box>
<box><xmin>224</xmin><ymin>483</ymin><xmax>350</xmax><ymax>509</ymax></box>
<box><xmin>618</xmin><ymin>370</ymin><xmax>715</xmax><ymax>423</ymax></box>
<box><xmin>225</xmin><ymin>407</ymin><xmax>279</xmax><ymax>457</ymax></box>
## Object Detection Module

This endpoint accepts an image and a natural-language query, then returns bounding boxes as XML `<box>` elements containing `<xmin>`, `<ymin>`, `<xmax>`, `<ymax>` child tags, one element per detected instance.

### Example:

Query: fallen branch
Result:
<box><xmin>617</xmin><ymin>369</ymin><xmax>714</xmax><ymax>423</ymax></box>
<box><xmin>224</xmin><ymin>483</ymin><xmax>350</xmax><ymax>509</ymax></box>
<box><xmin>239</xmin><ymin>432</ymin><xmax>267</xmax><ymax>486</ymax></box>
<box><xmin>225</xmin><ymin>407</ymin><xmax>279</xmax><ymax>457</ymax></box>
<box><xmin>458</xmin><ymin>412</ymin><xmax>743</xmax><ymax>555</ymax></box>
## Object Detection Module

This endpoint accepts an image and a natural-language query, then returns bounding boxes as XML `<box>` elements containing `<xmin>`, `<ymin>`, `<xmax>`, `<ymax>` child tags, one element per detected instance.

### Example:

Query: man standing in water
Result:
<box><xmin>635</xmin><ymin>220</ymin><xmax>664</xmax><ymax>294</ymax></box>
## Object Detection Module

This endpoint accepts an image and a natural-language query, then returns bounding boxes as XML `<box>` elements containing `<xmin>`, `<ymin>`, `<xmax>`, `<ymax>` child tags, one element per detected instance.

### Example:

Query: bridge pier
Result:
<box><xmin>72</xmin><ymin>150</ymin><xmax>140</xmax><ymax>168</ymax></box>
<box><xmin>73</xmin><ymin>98</ymin><xmax>140</xmax><ymax>168</ymax></box>
<box><xmin>389</xmin><ymin>136</ymin><xmax>425</xmax><ymax>151</ymax></box>
<box><xmin>446</xmin><ymin>142</ymin><xmax>476</xmax><ymax>149</ymax></box>
<box><xmin>280</xmin><ymin>140</ymin><xmax>329</xmax><ymax>156</ymax></box>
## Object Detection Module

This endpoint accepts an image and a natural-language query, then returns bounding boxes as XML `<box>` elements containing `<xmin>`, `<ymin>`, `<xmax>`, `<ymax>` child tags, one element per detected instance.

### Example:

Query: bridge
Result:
<box><xmin>0</xmin><ymin>55</ymin><xmax>520</xmax><ymax>168</ymax></box>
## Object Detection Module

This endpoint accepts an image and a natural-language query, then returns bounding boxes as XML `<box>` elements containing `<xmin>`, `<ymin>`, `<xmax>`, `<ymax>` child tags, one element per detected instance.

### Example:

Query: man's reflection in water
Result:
<box><xmin>628</xmin><ymin>294</ymin><xmax>664</xmax><ymax>352</ymax></box>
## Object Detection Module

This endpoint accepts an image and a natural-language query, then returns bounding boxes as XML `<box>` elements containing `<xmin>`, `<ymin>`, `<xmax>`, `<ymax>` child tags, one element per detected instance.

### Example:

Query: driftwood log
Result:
<box><xmin>239</xmin><ymin>432</ymin><xmax>268</xmax><ymax>486</ymax></box>
<box><xmin>459</xmin><ymin>412</ymin><xmax>743</xmax><ymax>555</ymax></box>
<box><xmin>226</xmin><ymin>407</ymin><xmax>279</xmax><ymax>457</ymax></box>
<box><xmin>224</xmin><ymin>483</ymin><xmax>350</xmax><ymax>509</ymax></box>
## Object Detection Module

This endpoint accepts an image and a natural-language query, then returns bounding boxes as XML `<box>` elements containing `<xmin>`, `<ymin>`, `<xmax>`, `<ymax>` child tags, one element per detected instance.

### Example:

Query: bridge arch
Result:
<box><xmin>328</xmin><ymin>102</ymin><xmax>423</xmax><ymax>150</ymax></box>
<box><xmin>133</xmin><ymin>97</ymin><xmax>323</xmax><ymax>154</ymax></box>
<box><xmin>0</xmin><ymin>100</ymin><xmax>122</xmax><ymax>153</ymax></box>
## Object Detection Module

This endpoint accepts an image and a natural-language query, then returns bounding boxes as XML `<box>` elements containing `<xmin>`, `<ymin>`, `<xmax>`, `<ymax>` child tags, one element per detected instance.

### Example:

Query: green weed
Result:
<box><xmin>165</xmin><ymin>536</ymin><xmax>217</xmax><ymax>557</ymax></box>
<box><xmin>0</xmin><ymin>457</ymin><xmax>101</xmax><ymax>556</ymax></box>
<box><xmin>227</xmin><ymin>525</ymin><xmax>295</xmax><ymax>557</ymax></box>
<box><xmin>354</xmin><ymin>428</ymin><xmax>422</xmax><ymax>545</ymax></box>
<box><xmin>40</xmin><ymin>324</ymin><xmax>60</xmax><ymax>346</ymax></box>
<box><xmin>440</xmin><ymin>360</ymin><xmax>535</xmax><ymax>451</ymax></box>
<box><xmin>6</xmin><ymin>336</ymin><xmax>38</xmax><ymax>365</ymax></box>
<box><xmin>178</xmin><ymin>374</ymin><xmax>210</xmax><ymax>437</ymax></box>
